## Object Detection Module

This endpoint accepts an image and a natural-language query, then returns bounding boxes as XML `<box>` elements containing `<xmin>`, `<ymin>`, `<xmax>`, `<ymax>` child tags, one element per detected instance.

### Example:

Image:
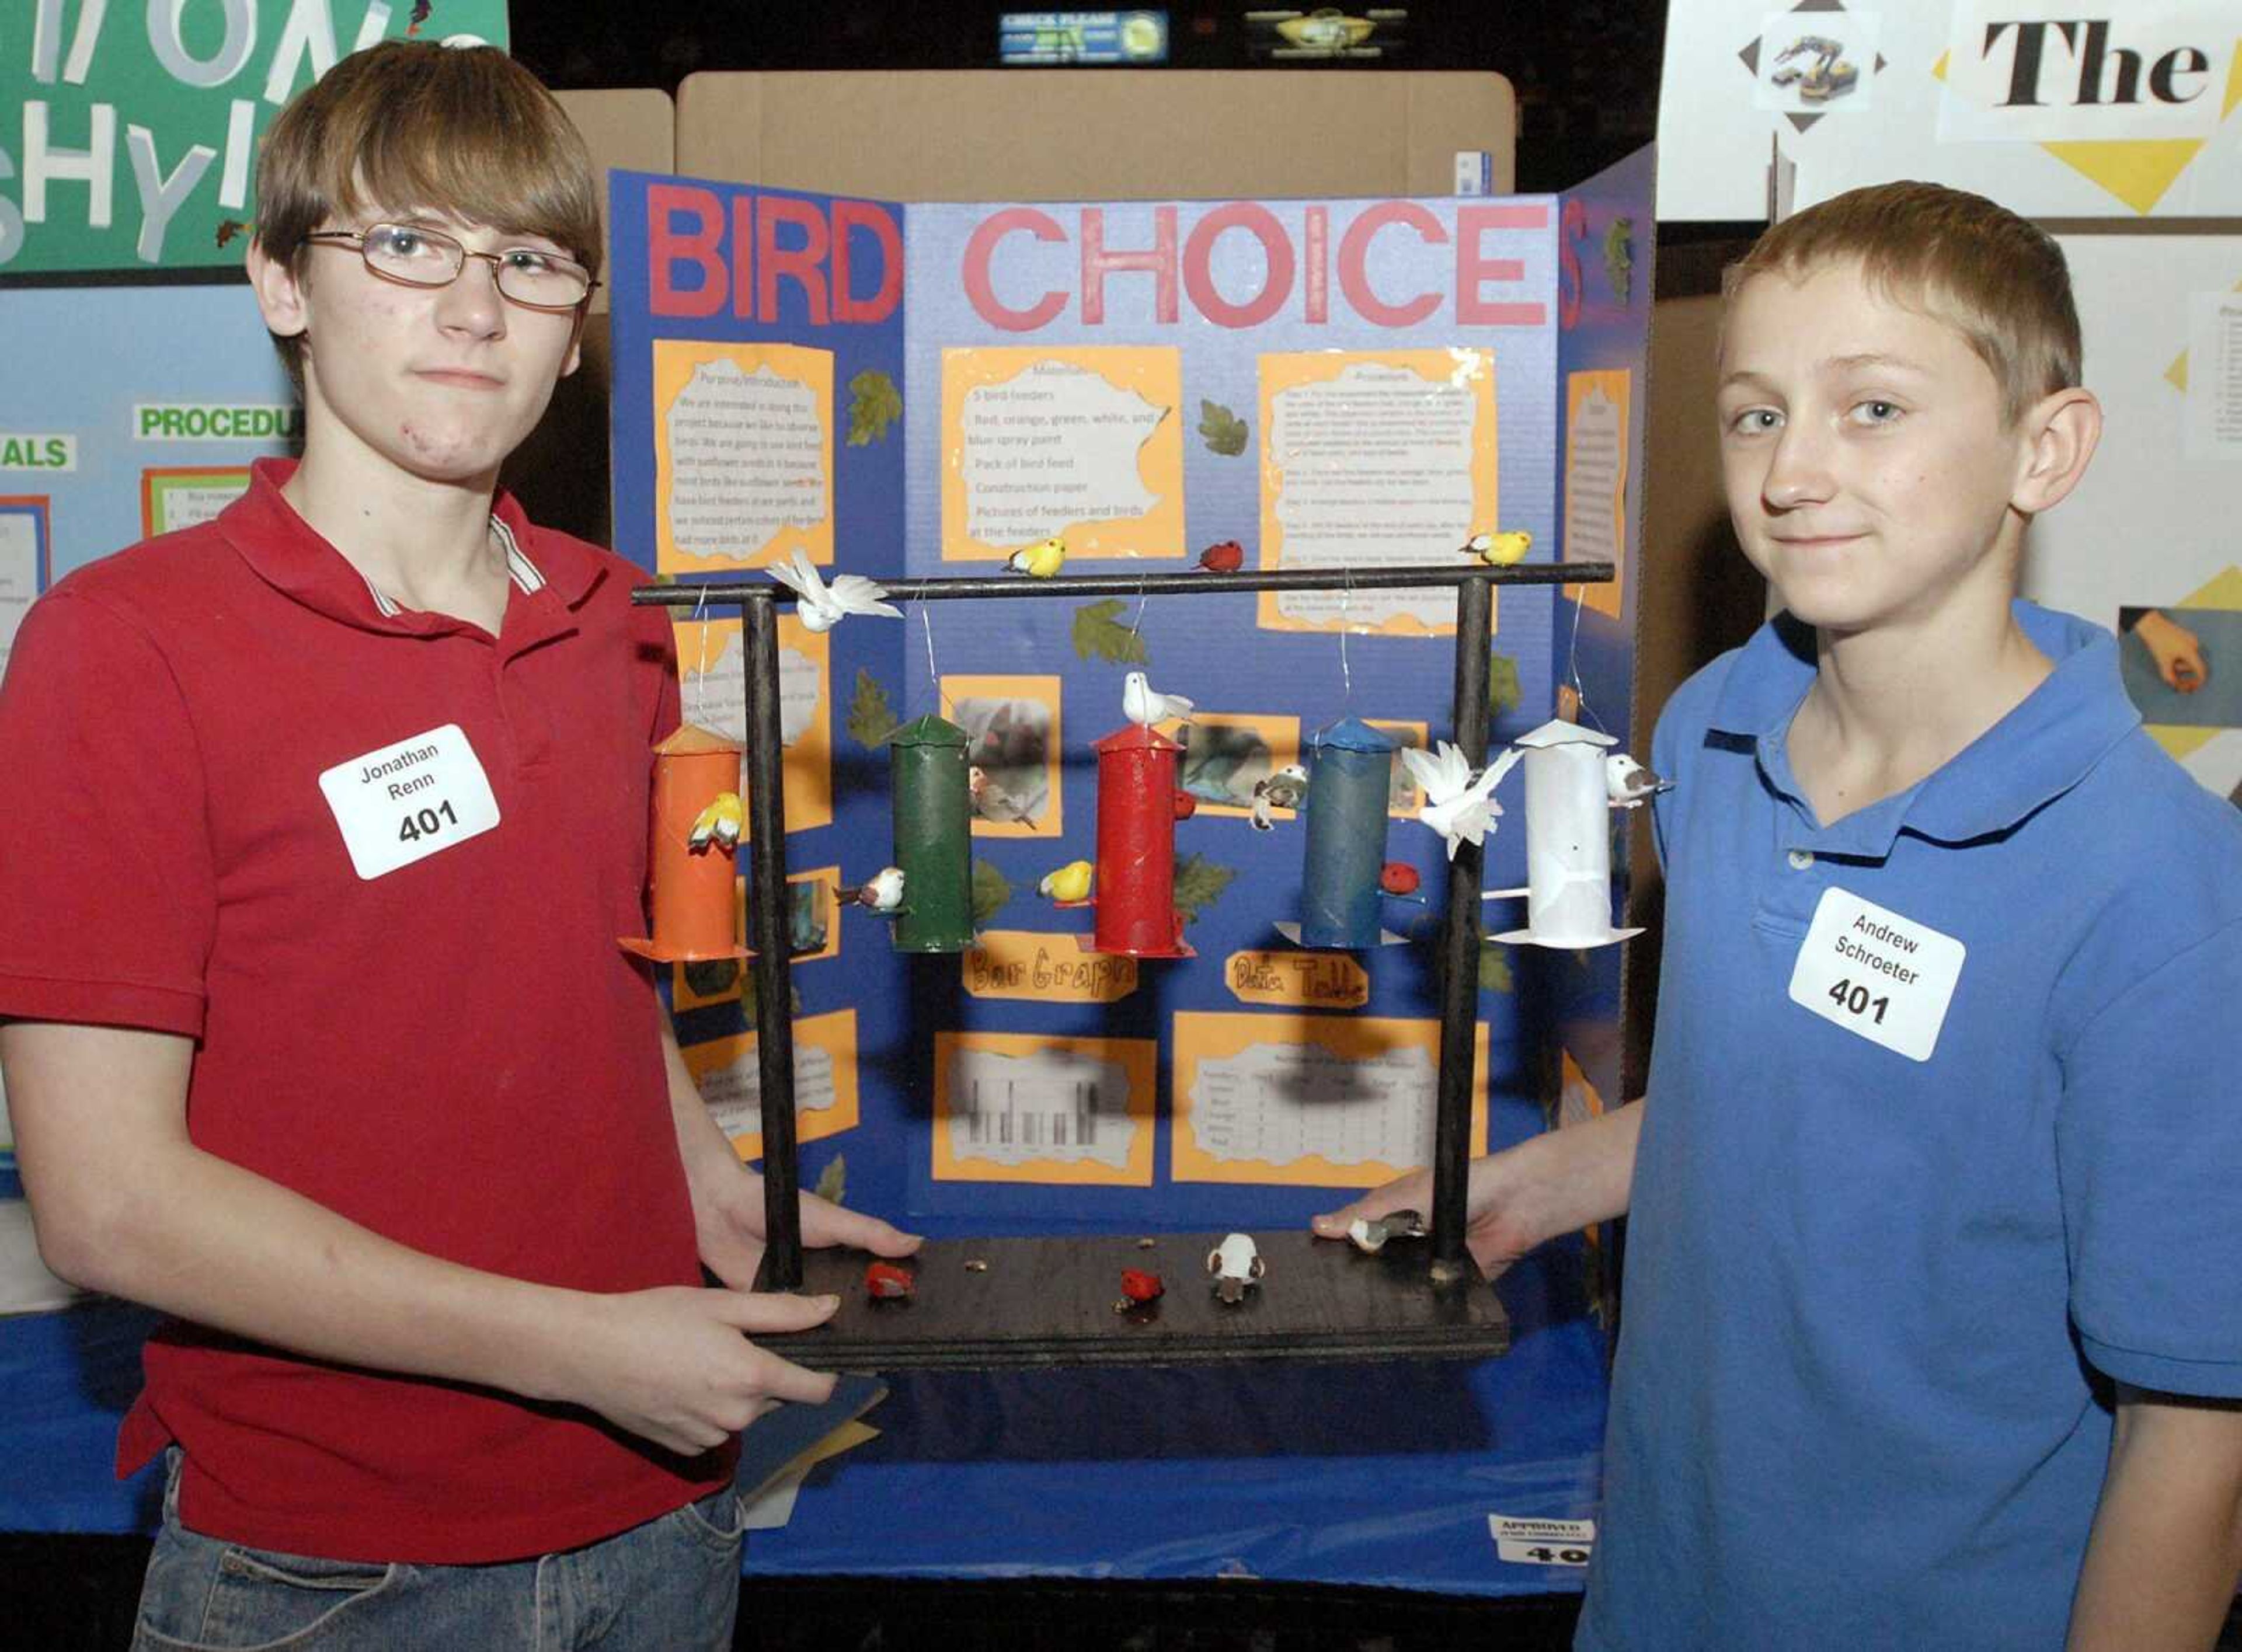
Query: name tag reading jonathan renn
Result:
<box><xmin>319</xmin><ymin>723</ymin><xmax>500</xmax><ymax>880</ymax></box>
<box><xmin>1787</xmin><ymin>887</ymin><xmax>1965</xmax><ymax>1063</ymax></box>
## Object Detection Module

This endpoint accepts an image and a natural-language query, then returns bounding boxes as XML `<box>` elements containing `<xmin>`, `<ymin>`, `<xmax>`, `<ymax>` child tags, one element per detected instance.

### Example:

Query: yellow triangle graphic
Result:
<box><xmin>1932</xmin><ymin>50</ymin><xmax>1948</xmax><ymax>82</ymax></box>
<box><xmin>2147</xmin><ymin>724</ymin><xmax>2219</xmax><ymax>762</ymax></box>
<box><xmin>2164</xmin><ymin>284</ymin><xmax>2241</xmax><ymax>394</ymax></box>
<box><xmin>2039</xmin><ymin>138</ymin><xmax>2203</xmax><ymax>214</ymax></box>
<box><xmin>2181</xmin><ymin>566</ymin><xmax>2242</xmax><ymax>609</ymax></box>
<box><xmin>2226</xmin><ymin>39</ymin><xmax>2242</xmax><ymax>119</ymax></box>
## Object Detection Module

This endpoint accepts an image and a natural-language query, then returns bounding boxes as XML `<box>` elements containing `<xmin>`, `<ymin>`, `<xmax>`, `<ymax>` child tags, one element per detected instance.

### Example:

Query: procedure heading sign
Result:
<box><xmin>3</xmin><ymin>0</ymin><xmax>511</xmax><ymax>276</ymax></box>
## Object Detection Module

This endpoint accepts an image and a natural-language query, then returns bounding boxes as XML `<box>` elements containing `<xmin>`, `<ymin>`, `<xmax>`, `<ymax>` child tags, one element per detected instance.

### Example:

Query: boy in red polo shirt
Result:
<box><xmin>0</xmin><ymin>41</ymin><xmax>915</xmax><ymax>1650</ymax></box>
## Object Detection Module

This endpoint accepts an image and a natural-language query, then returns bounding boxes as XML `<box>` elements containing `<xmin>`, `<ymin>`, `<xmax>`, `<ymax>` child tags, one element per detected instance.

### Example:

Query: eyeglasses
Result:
<box><xmin>303</xmin><ymin>223</ymin><xmax>598</xmax><ymax>311</ymax></box>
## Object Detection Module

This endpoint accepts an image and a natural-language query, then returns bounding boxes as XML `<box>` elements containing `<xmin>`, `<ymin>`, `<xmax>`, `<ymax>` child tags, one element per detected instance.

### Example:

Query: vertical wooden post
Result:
<box><xmin>741</xmin><ymin>591</ymin><xmax>803</xmax><ymax>1290</ymax></box>
<box><xmin>1431</xmin><ymin>575</ymin><xmax>1492</xmax><ymax>1284</ymax></box>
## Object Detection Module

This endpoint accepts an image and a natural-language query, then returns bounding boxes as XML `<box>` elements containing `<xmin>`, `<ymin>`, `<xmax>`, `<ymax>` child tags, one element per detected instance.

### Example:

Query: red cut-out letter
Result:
<box><xmin>832</xmin><ymin>198</ymin><xmax>904</xmax><ymax>325</ymax></box>
<box><xmin>1558</xmin><ymin>198</ymin><xmax>1586</xmax><ymax>330</ymax></box>
<box><xmin>1456</xmin><ymin>204</ymin><xmax>1547</xmax><ymax>327</ymax></box>
<box><xmin>1338</xmin><ymin>202</ymin><xmax>1444</xmax><ymax>328</ymax></box>
<box><xmin>758</xmin><ymin>195</ymin><xmax>830</xmax><ymax>326</ymax></box>
<box><xmin>1081</xmin><ymin>205</ymin><xmax>1177</xmax><ymax>326</ymax></box>
<box><xmin>1183</xmin><ymin>203</ymin><xmax>1292</xmax><ymax>330</ymax></box>
<box><xmin>1303</xmin><ymin>205</ymin><xmax>1329</xmax><ymax>325</ymax></box>
<box><xmin>963</xmin><ymin>207</ymin><xmax>1068</xmax><ymax>331</ymax></box>
<box><xmin>648</xmin><ymin>183</ymin><xmax>726</xmax><ymax>318</ymax></box>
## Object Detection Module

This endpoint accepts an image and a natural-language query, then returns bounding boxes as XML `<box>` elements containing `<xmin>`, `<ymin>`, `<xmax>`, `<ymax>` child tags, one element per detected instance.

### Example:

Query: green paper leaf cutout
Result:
<box><xmin>1071</xmin><ymin>598</ymin><xmax>1150</xmax><ymax>665</ymax></box>
<box><xmin>1172</xmin><ymin>854</ymin><xmax>1237</xmax><ymax>926</ymax></box>
<box><xmin>1603</xmin><ymin>217</ymin><xmax>1634</xmax><ymax>306</ymax></box>
<box><xmin>1489</xmin><ymin>652</ymin><xmax>1523</xmax><ymax>721</ymax></box>
<box><xmin>1197</xmin><ymin>398</ymin><xmax>1249</xmax><ymax>457</ymax></box>
<box><xmin>971</xmin><ymin>860</ymin><xmax>1012</xmax><ymax>926</ymax></box>
<box><xmin>847</xmin><ymin>668</ymin><xmax>900</xmax><ymax>748</ymax></box>
<box><xmin>847</xmin><ymin>369</ymin><xmax>903</xmax><ymax>447</ymax></box>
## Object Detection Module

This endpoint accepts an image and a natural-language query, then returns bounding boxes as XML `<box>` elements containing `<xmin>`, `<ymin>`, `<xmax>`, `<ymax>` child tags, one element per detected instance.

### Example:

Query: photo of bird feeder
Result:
<box><xmin>1484</xmin><ymin>718</ymin><xmax>1644</xmax><ymax>950</ymax></box>
<box><xmin>886</xmin><ymin>712</ymin><xmax>974</xmax><ymax>953</ymax></box>
<box><xmin>1280</xmin><ymin>717</ymin><xmax>1410</xmax><ymax>950</ymax></box>
<box><xmin>619</xmin><ymin>723</ymin><xmax>752</xmax><ymax>964</ymax></box>
<box><xmin>1085</xmin><ymin>721</ymin><xmax>1195</xmax><ymax>959</ymax></box>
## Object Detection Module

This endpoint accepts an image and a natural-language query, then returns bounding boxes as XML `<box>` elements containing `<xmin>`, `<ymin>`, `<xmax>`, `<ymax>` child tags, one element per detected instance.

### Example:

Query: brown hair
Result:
<box><xmin>253</xmin><ymin>40</ymin><xmax>600</xmax><ymax>379</ymax></box>
<box><xmin>1724</xmin><ymin>180</ymin><xmax>2080</xmax><ymax>426</ymax></box>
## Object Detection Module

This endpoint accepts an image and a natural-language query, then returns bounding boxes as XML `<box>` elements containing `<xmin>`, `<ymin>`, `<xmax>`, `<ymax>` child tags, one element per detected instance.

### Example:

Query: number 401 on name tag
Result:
<box><xmin>319</xmin><ymin>723</ymin><xmax>501</xmax><ymax>880</ymax></box>
<box><xmin>1787</xmin><ymin>887</ymin><xmax>1965</xmax><ymax>1062</ymax></box>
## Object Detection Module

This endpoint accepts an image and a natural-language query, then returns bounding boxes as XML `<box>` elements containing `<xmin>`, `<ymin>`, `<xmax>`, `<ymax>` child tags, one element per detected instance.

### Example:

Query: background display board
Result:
<box><xmin>1658</xmin><ymin>1</ymin><xmax>2242</xmax><ymax>222</ymax></box>
<box><xmin>1</xmin><ymin>0</ymin><xmax>509</xmax><ymax>274</ymax></box>
<box><xmin>608</xmin><ymin>156</ymin><xmax>1651</xmax><ymax>1247</ymax></box>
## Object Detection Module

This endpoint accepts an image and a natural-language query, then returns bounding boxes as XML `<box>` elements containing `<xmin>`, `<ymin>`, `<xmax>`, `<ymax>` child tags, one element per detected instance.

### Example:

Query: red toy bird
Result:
<box><xmin>864</xmin><ymin>1261</ymin><xmax>915</xmax><ymax>1300</ymax></box>
<box><xmin>1195</xmin><ymin>540</ymin><xmax>1244</xmax><ymax>573</ymax></box>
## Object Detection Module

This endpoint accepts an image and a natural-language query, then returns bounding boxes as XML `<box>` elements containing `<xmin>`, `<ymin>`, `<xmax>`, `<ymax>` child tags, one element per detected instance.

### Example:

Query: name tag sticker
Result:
<box><xmin>319</xmin><ymin>724</ymin><xmax>500</xmax><ymax>880</ymax></box>
<box><xmin>1489</xmin><ymin>1514</ymin><xmax>1595</xmax><ymax>1567</ymax></box>
<box><xmin>1787</xmin><ymin>887</ymin><xmax>1965</xmax><ymax>1062</ymax></box>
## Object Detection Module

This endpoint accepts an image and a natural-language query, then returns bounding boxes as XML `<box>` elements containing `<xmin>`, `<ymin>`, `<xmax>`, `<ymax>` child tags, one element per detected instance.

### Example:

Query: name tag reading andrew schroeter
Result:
<box><xmin>318</xmin><ymin>724</ymin><xmax>500</xmax><ymax>880</ymax></box>
<box><xmin>1787</xmin><ymin>887</ymin><xmax>1965</xmax><ymax>1062</ymax></box>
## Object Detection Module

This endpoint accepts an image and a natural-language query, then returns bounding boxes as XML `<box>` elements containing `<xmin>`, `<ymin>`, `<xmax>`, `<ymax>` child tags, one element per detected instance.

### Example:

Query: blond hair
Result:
<box><xmin>1724</xmin><ymin>180</ymin><xmax>2080</xmax><ymax>426</ymax></box>
<box><xmin>253</xmin><ymin>40</ymin><xmax>600</xmax><ymax>380</ymax></box>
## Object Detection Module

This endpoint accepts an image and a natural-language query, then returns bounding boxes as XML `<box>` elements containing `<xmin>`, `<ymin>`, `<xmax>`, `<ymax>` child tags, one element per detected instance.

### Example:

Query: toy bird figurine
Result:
<box><xmin>1206</xmin><ymin>1232</ymin><xmax>1266</xmax><ymax>1305</ymax></box>
<box><xmin>687</xmin><ymin>792</ymin><xmax>744</xmax><ymax>853</ymax></box>
<box><xmin>1122</xmin><ymin>670</ymin><xmax>1194</xmax><ymax>728</ymax></box>
<box><xmin>764</xmin><ymin>548</ymin><xmax>900</xmax><ymax>633</ymax></box>
<box><xmin>1346</xmin><ymin>1208</ymin><xmax>1428</xmax><ymax>1255</ymax></box>
<box><xmin>1038</xmin><ymin>859</ymin><xmax>1095</xmax><ymax>903</ymax></box>
<box><xmin>1007</xmin><ymin>536</ymin><xmax>1067</xmax><ymax>578</ymax></box>
<box><xmin>1605</xmin><ymin>751</ymin><xmax>1672</xmax><ymax>808</ymax></box>
<box><xmin>1195</xmin><ymin>539</ymin><xmax>1245</xmax><ymax>573</ymax></box>
<box><xmin>1460</xmin><ymin>530</ymin><xmax>1533</xmax><ymax>566</ymax></box>
<box><xmin>835</xmin><ymin>867</ymin><xmax>907</xmax><ymax>914</ymax></box>
<box><xmin>1404</xmin><ymin>741</ymin><xmax>1521</xmax><ymax>859</ymax></box>
<box><xmin>1249</xmin><ymin>764</ymin><xmax>1309</xmax><ymax>831</ymax></box>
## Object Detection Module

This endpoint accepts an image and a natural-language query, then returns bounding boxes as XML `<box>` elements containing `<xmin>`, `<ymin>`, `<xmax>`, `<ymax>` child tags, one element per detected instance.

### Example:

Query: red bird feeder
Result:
<box><xmin>1085</xmin><ymin>723</ymin><xmax>1194</xmax><ymax>959</ymax></box>
<box><xmin>619</xmin><ymin>724</ymin><xmax>751</xmax><ymax>964</ymax></box>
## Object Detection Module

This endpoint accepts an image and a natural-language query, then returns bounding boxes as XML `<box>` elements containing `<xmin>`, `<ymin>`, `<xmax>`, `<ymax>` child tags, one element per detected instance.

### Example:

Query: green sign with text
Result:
<box><xmin>2</xmin><ymin>0</ymin><xmax>511</xmax><ymax>276</ymax></box>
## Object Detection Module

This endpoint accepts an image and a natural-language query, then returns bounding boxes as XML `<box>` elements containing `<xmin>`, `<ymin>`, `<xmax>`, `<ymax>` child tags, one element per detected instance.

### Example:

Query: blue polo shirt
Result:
<box><xmin>1578</xmin><ymin>603</ymin><xmax>2242</xmax><ymax>1650</ymax></box>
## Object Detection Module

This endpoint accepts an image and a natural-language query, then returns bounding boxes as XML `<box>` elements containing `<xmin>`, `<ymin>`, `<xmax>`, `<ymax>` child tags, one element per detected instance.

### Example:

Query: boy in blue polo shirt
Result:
<box><xmin>1320</xmin><ymin>181</ymin><xmax>2242</xmax><ymax>1647</ymax></box>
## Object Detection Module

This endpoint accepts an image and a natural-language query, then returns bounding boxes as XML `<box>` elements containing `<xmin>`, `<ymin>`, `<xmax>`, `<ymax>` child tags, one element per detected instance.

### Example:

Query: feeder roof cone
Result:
<box><xmin>889</xmin><ymin>713</ymin><xmax>968</xmax><ymax>749</ymax></box>
<box><xmin>654</xmin><ymin>722</ymin><xmax>742</xmax><ymax>757</ymax></box>
<box><xmin>1514</xmin><ymin>718</ymin><xmax>1616</xmax><ymax>750</ymax></box>
<box><xmin>1313</xmin><ymin>716</ymin><xmax>1398</xmax><ymax>755</ymax></box>
<box><xmin>1094</xmin><ymin>722</ymin><xmax>1183</xmax><ymax>756</ymax></box>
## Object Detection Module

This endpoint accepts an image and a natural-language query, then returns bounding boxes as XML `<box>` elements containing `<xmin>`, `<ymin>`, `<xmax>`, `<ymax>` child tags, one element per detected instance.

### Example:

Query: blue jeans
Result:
<box><xmin>131</xmin><ymin>1451</ymin><xmax>746</xmax><ymax>1651</ymax></box>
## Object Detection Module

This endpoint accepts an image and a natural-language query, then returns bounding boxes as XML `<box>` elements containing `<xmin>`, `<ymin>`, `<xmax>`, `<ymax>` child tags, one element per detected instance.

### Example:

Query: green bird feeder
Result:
<box><xmin>887</xmin><ymin>713</ymin><xmax>974</xmax><ymax>953</ymax></box>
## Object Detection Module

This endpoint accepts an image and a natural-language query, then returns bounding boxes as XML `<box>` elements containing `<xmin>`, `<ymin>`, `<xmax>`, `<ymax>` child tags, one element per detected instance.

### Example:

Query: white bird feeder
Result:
<box><xmin>1484</xmin><ymin>718</ymin><xmax>1644</xmax><ymax>950</ymax></box>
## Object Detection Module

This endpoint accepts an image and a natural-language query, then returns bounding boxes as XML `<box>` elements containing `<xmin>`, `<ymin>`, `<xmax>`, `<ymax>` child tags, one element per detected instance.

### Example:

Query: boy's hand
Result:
<box><xmin>2135</xmin><ymin>609</ymin><xmax>2208</xmax><ymax>694</ymax></box>
<box><xmin>1310</xmin><ymin>1154</ymin><xmax>1538</xmax><ymax>1280</ymax></box>
<box><xmin>694</xmin><ymin>1169</ymin><xmax>921</xmax><ymax>1294</ymax></box>
<box><xmin>565</xmin><ymin>1284</ymin><xmax>843</xmax><ymax>1456</ymax></box>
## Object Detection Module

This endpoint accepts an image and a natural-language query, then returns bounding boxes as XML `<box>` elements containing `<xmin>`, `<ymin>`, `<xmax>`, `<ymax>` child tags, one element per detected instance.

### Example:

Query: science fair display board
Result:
<box><xmin>1656</xmin><ymin>1</ymin><xmax>2242</xmax><ymax>809</ymax></box>
<box><xmin>607</xmin><ymin>152</ymin><xmax>1652</xmax><ymax>1249</ymax></box>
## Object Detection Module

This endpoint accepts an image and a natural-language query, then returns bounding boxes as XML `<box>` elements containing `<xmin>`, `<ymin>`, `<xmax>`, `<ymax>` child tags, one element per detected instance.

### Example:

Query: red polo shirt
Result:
<box><xmin>0</xmin><ymin>460</ymin><xmax>728</xmax><ymax>1562</ymax></box>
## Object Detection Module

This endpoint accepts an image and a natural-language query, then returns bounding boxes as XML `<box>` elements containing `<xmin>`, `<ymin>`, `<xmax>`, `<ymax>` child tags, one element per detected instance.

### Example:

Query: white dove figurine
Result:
<box><xmin>1605</xmin><ymin>751</ymin><xmax>1671</xmax><ymax>808</ymax></box>
<box><xmin>1403</xmin><ymin>740</ymin><xmax>1522</xmax><ymax>860</ymax></box>
<box><xmin>765</xmin><ymin>548</ymin><xmax>901</xmax><ymax>633</ymax></box>
<box><xmin>1122</xmin><ymin>670</ymin><xmax>1194</xmax><ymax>728</ymax></box>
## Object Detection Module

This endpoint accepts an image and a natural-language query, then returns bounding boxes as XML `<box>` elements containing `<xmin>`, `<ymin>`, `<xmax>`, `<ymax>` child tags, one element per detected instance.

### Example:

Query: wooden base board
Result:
<box><xmin>754</xmin><ymin>1230</ymin><xmax>1510</xmax><ymax>1369</ymax></box>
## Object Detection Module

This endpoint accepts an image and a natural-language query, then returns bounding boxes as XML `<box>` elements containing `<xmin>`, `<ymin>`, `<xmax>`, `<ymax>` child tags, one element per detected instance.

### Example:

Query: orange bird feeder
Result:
<box><xmin>619</xmin><ymin>723</ymin><xmax>752</xmax><ymax>964</ymax></box>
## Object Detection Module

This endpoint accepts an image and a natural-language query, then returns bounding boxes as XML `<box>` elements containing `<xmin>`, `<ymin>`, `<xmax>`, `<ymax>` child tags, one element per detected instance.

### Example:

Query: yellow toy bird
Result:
<box><xmin>687</xmin><ymin>792</ymin><xmax>744</xmax><ymax>853</ymax></box>
<box><xmin>1007</xmin><ymin>536</ymin><xmax>1067</xmax><ymax>578</ymax></box>
<box><xmin>1461</xmin><ymin>530</ymin><xmax>1533</xmax><ymax>566</ymax></box>
<box><xmin>1038</xmin><ymin>859</ymin><xmax>1095</xmax><ymax>904</ymax></box>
